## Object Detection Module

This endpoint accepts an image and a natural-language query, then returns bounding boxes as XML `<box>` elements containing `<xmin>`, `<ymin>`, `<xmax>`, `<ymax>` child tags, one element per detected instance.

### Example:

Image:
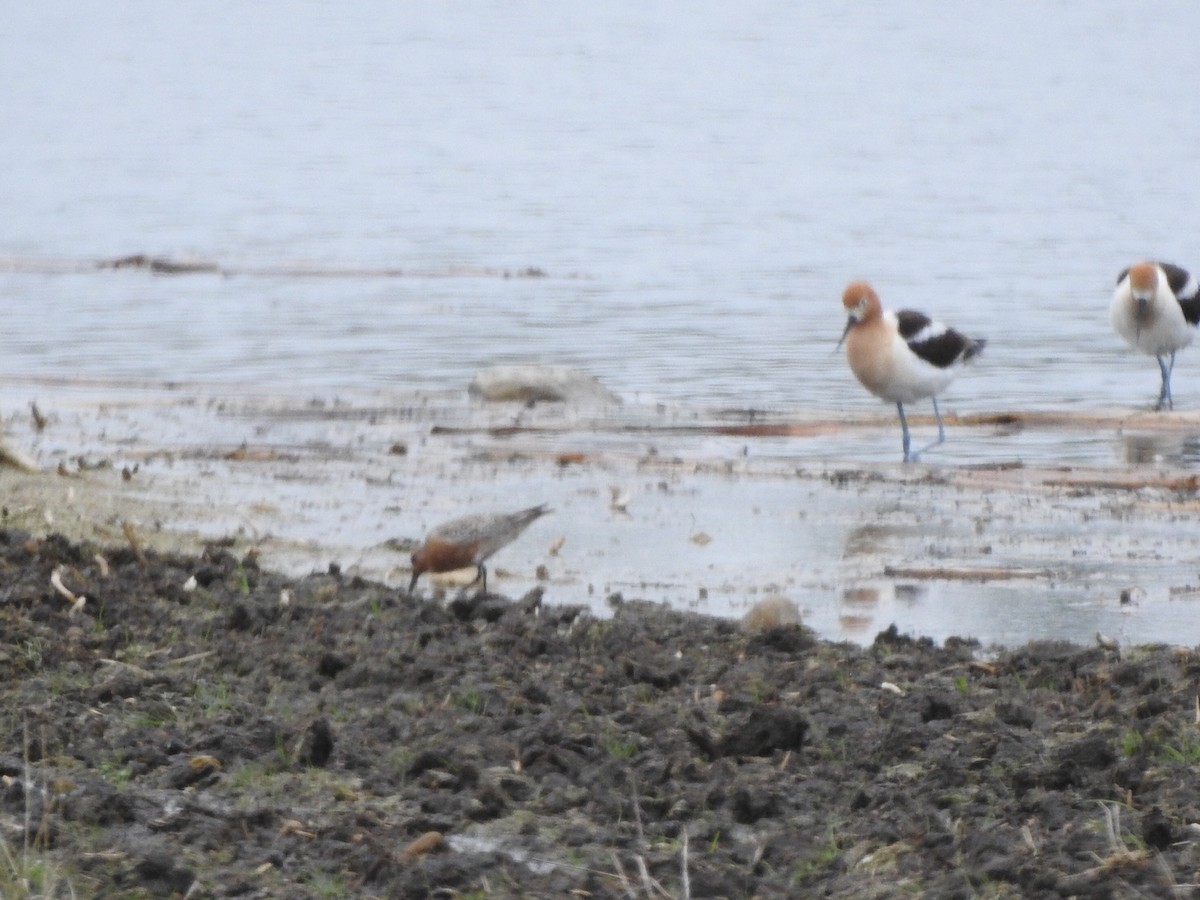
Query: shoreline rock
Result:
<box><xmin>468</xmin><ymin>364</ymin><xmax>621</xmax><ymax>405</ymax></box>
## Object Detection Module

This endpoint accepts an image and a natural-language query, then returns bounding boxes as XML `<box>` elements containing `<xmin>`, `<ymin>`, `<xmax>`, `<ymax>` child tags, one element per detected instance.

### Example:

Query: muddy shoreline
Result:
<box><xmin>3</xmin><ymin>527</ymin><xmax>1199</xmax><ymax>897</ymax></box>
<box><xmin>5</xmin><ymin>383</ymin><xmax>1200</xmax><ymax>648</ymax></box>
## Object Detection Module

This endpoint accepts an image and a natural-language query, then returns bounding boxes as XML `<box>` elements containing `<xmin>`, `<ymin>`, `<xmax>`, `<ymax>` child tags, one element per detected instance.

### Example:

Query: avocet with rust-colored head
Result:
<box><xmin>838</xmin><ymin>280</ymin><xmax>986</xmax><ymax>462</ymax></box>
<box><xmin>1111</xmin><ymin>261</ymin><xmax>1200</xmax><ymax>410</ymax></box>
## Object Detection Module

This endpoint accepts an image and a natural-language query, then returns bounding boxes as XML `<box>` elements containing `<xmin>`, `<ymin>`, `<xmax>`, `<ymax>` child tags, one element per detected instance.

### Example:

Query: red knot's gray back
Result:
<box><xmin>409</xmin><ymin>503</ymin><xmax>551</xmax><ymax>594</ymax></box>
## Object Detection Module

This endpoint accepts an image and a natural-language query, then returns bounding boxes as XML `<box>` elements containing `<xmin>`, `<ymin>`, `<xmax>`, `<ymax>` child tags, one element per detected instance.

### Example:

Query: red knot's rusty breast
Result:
<box><xmin>409</xmin><ymin>503</ymin><xmax>551</xmax><ymax>593</ymax></box>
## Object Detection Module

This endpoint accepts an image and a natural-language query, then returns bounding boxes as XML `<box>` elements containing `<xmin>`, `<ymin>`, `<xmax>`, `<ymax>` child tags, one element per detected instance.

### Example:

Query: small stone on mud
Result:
<box><xmin>134</xmin><ymin>851</ymin><xmax>195</xmax><ymax>895</ymax></box>
<box><xmin>192</xmin><ymin>565</ymin><xmax>222</xmax><ymax>587</ymax></box>
<box><xmin>730</xmin><ymin>785</ymin><xmax>780</xmax><ymax>823</ymax></box>
<box><xmin>300</xmin><ymin>718</ymin><xmax>335</xmax><ymax>768</ymax></box>
<box><xmin>741</xmin><ymin>595</ymin><xmax>802</xmax><ymax>633</ymax></box>
<box><xmin>316</xmin><ymin>653</ymin><xmax>350</xmax><ymax>678</ymax></box>
<box><xmin>920</xmin><ymin>692</ymin><xmax>960</xmax><ymax>722</ymax></box>
<box><xmin>1142</xmin><ymin>806</ymin><xmax>1176</xmax><ymax>850</ymax></box>
<box><xmin>717</xmin><ymin>707</ymin><xmax>808</xmax><ymax>758</ymax></box>
<box><xmin>452</xmin><ymin>592</ymin><xmax>511</xmax><ymax>622</ymax></box>
<box><xmin>995</xmin><ymin>699</ymin><xmax>1037</xmax><ymax>728</ymax></box>
<box><xmin>227</xmin><ymin>603</ymin><xmax>252</xmax><ymax>632</ymax></box>
<box><xmin>401</xmin><ymin>830</ymin><xmax>445</xmax><ymax>860</ymax></box>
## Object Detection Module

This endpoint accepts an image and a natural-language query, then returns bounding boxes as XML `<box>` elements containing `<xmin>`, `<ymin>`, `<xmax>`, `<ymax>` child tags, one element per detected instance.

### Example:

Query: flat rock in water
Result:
<box><xmin>467</xmin><ymin>365</ymin><xmax>620</xmax><ymax>405</ymax></box>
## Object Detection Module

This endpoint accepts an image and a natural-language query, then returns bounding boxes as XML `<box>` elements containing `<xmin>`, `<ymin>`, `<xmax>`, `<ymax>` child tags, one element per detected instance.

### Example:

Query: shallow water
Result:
<box><xmin>4</xmin><ymin>4</ymin><xmax>1200</xmax><ymax>646</ymax></box>
<box><xmin>4</xmin><ymin>381</ymin><xmax>1199</xmax><ymax>649</ymax></box>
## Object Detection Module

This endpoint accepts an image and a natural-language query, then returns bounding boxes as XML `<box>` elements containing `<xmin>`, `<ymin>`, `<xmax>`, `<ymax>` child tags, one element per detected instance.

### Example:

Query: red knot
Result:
<box><xmin>409</xmin><ymin>503</ymin><xmax>551</xmax><ymax>594</ymax></box>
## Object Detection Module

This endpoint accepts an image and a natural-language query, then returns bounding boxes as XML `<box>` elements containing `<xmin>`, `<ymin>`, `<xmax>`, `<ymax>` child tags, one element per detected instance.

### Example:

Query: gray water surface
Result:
<box><xmin>3</xmin><ymin>3</ymin><xmax>1199</xmax><ymax>415</ymax></box>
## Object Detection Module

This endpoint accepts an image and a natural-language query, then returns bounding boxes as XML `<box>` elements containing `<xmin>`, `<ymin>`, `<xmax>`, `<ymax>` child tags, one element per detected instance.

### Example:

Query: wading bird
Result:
<box><xmin>838</xmin><ymin>281</ymin><xmax>986</xmax><ymax>462</ymax></box>
<box><xmin>1111</xmin><ymin>261</ymin><xmax>1200</xmax><ymax>410</ymax></box>
<box><xmin>409</xmin><ymin>503</ymin><xmax>551</xmax><ymax>594</ymax></box>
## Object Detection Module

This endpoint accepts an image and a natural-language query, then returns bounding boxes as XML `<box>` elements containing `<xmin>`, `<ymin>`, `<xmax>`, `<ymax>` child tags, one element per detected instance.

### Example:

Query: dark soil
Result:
<box><xmin>2</xmin><ymin>529</ymin><xmax>1200</xmax><ymax>898</ymax></box>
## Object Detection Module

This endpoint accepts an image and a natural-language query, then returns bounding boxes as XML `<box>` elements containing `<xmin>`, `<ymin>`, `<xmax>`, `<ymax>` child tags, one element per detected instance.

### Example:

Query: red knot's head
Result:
<box><xmin>409</xmin><ymin>537</ymin><xmax>477</xmax><ymax>590</ymax></box>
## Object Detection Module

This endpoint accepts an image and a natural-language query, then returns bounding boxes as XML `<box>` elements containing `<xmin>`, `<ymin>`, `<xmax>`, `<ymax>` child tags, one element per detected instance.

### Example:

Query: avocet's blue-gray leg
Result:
<box><xmin>918</xmin><ymin>397</ymin><xmax>948</xmax><ymax>457</ymax></box>
<box><xmin>896</xmin><ymin>402</ymin><xmax>913</xmax><ymax>462</ymax></box>
<box><xmin>904</xmin><ymin>397</ymin><xmax>948</xmax><ymax>462</ymax></box>
<box><xmin>1156</xmin><ymin>353</ymin><xmax>1176</xmax><ymax>410</ymax></box>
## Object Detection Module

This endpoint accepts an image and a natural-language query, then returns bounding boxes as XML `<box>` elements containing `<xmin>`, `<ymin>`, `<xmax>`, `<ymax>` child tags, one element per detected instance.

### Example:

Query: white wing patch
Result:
<box><xmin>905</xmin><ymin>322</ymin><xmax>950</xmax><ymax>348</ymax></box>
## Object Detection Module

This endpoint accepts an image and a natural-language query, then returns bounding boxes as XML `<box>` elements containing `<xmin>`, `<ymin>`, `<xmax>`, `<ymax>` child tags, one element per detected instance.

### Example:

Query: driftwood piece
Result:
<box><xmin>0</xmin><ymin>439</ymin><xmax>39</xmax><ymax>473</ymax></box>
<box><xmin>883</xmin><ymin>565</ymin><xmax>1049</xmax><ymax>581</ymax></box>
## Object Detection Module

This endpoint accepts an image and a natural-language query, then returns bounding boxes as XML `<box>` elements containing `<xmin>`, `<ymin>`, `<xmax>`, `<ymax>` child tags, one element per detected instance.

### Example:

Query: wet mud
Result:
<box><xmin>3</xmin><ymin>528</ymin><xmax>1200</xmax><ymax>897</ymax></box>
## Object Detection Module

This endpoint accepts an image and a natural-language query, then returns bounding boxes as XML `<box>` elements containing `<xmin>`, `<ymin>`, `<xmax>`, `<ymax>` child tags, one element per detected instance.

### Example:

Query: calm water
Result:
<box><xmin>3</xmin><ymin>3</ymin><xmax>1200</xmax><ymax>417</ymax></box>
